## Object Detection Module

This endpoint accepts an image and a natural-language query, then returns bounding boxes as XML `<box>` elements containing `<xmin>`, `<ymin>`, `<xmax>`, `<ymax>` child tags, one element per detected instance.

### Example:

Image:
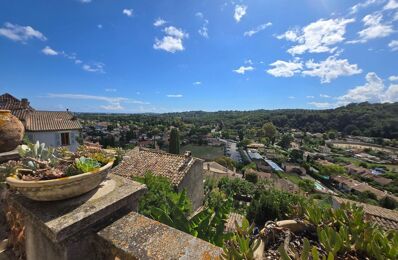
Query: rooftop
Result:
<box><xmin>111</xmin><ymin>147</ymin><xmax>198</xmax><ymax>186</ymax></box>
<box><xmin>25</xmin><ymin>111</ymin><xmax>82</xmax><ymax>132</ymax></box>
<box><xmin>0</xmin><ymin>93</ymin><xmax>82</xmax><ymax>132</ymax></box>
<box><xmin>333</xmin><ymin>196</ymin><xmax>398</xmax><ymax>231</ymax></box>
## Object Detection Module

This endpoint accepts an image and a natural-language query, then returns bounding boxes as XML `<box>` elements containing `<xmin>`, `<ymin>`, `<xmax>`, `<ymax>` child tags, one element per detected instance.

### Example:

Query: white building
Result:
<box><xmin>0</xmin><ymin>93</ymin><xmax>82</xmax><ymax>151</ymax></box>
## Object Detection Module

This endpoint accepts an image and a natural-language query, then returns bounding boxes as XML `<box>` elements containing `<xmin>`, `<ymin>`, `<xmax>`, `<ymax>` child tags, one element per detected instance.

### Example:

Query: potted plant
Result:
<box><xmin>6</xmin><ymin>142</ymin><xmax>115</xmax><ymax>201</ymax></box>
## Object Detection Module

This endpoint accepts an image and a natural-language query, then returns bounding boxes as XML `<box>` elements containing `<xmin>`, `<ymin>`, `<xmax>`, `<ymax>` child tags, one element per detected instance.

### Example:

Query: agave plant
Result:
<box><xmin>18</xmin><ymin>141</ymin><xmax>58</xmax><ymax>170</ymax></box>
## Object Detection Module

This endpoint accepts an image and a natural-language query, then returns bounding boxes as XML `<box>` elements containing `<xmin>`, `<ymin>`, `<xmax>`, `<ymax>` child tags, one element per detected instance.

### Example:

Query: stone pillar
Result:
<box><xmin>8</xmin><ymin>174</ymin><xmax>146</xmax><ymax>260</ymax></box>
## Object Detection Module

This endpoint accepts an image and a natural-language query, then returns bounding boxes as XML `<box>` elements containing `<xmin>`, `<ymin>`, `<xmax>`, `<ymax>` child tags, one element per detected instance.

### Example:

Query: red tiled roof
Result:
<box><xmin>333</xmin><ymin>196</ymin><xmax>398</xmax><ymax>230</ymax></box>
<box><xmin>24</xmin><ymin>111</ymin><xmax>82</xmax><ymax>131</ymax></box>
<box><xmin>224</xmin><ymin>213</ymin><xmax>244</xmax><ymax>233</ymax></box>
<box><xmin>111</xmin><ymin>147</ymin><xmax>198</xmax><ymax>186</ymax></box>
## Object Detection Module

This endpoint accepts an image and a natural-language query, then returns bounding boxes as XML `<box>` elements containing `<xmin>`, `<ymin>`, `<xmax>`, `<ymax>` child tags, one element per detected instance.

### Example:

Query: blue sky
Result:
<box><xmin>0</xmin><ymin>0</ymin><xmax>397</xmax><ymax>113</ymax></box>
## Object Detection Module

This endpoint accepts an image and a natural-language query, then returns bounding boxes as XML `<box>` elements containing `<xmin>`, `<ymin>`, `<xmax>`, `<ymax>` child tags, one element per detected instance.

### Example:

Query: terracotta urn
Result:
<box><xmin>0</xmin><ymin>110</ymin><xmax>24</xmax><ymax>153</ymax></box>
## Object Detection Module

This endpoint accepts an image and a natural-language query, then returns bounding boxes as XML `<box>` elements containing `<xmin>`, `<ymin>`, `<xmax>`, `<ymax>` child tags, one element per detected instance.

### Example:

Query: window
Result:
<box><xmin>60</xmin><ymin>132</ymin><xmax>70</xmax><ymax>146</ymax></box>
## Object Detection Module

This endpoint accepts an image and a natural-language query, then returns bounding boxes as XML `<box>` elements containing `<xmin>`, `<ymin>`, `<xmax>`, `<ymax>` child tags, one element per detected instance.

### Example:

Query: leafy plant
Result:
<box><xmin>18</xmin><ymin>141</ymin><xmax>58</xmax><ymax>170</ymax></box>
<box><xmin>150</xmin><ymin>196</ymin><xmax>231</xmax><ymax>247</ymax></box>
<box><xmin>75</xmin><ymin>157</ymin><xmax>101</xmax><ymax>173</ymax></box>
<box><xmin>222</xmin><ymin>218</ymin><xmax>260</xmax><ymax>260</ymax></box>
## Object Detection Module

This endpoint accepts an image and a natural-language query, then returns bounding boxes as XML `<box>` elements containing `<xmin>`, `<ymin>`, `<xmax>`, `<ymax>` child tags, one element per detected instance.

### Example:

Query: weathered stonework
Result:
<box><xmin>8</xmin><ymin>174</ymin><xmax>147</xmax><ymax>260</ymax></box>
<box><xmin>97</xmin><ymin>211</ymin><xmax>223</xmax><ymax>259</ymax></box>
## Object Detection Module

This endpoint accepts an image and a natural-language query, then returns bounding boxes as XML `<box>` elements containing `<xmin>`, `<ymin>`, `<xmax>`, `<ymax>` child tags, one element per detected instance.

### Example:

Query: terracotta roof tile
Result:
<box><xmin>111</xmin><ymin>147</ymin><xmax>197</xmax><ymax>186</ymax></box>
<box><xmin>24</xmin><ymin>111</ymin><xmax>82</xmax><ymax>131</ymax></box>
<box><xmin>333</xmin><ymin>196</ymin><xmax>398</xmax><ymax>230</ymax></box>
<box><xmin>225</xmin><ymin>213</ymin><xmax>244</xmax><ymax>233</ymax></box>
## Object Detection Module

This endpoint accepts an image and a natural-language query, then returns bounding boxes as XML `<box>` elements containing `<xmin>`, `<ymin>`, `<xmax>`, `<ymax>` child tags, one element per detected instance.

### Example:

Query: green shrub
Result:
<box><xmin>246</xmin><ymin>189</ymin><xmax>304</xmax><ymax>227</ymax></box>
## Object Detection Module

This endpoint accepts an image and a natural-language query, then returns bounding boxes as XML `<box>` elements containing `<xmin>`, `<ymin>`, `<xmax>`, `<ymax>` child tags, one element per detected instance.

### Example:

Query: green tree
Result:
<box><xmin>169</xmin><ymin>128</ymin><xmax>180</xmax><ymax>154</ymax></box>
<box><xmin>290</xmin><ymin>149</ymin><xmax>304</xmax><ymax>163</ymax></box>
<box><xmin>262</xmin><ymin>122</ymin><xmax>278</xmax><ymax>145</ymax></box>
<box><xmin>379</xmin><ymin>196</ymin><xmax>397</xmax><ymax>209</ymax></box>
<box><xmin>278</xmin><ymin>133</ymin><xmax>294</xmax><ymax>150</ymax></box>
<box><xmin>244</xmin><ymin>171</ymin><xmax>258</xmax><ymax>184</ymax></box>
<box><xmin>137</xmin><ymin>173</ymin><xmax>191</xmax><ymax>217</ymax></box>
<box><xmin>298</xmin><ymin>179</ymin><xmax>315</xmax><ymax>193</ymax></box>
<box><xmin>215</xmin><ymin>156</ymin><xmax>236</xmax><ymax>171</ymax></box>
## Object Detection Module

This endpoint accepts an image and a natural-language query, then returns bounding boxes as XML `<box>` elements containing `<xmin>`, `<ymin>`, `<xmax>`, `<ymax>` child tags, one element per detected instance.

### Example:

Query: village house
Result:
<box><xmin>110</xmin><ymin>147</ymin><xmax>204</xmax><ymax>210</ymax></box>
<box><xmin>0</xmin><ymin>93</ymin><xmax>82</xmax><ymax>151</ymax></box>
<box><xmin>282</xmin><ymin>162</ymin><xmax>306</xmax><ymax>175</ymax></box>
<box><xmin>203</xmin><ymin>161</ymin><xmax>242</xmax><ymax>179</ymax></box>
<box><xmin>330</xmin><ymin>175</ymin><xmax>398</xmax><ymax>202</ymax></box>
<box><xmin>345</xmin><ymin>164</ymin><xmax>393</xmax><ymax>186</ymax></box>
<box><xmin>332</xmin><ymin>196</ymin><xmax>398</xmax><ymax>231</ymax></box>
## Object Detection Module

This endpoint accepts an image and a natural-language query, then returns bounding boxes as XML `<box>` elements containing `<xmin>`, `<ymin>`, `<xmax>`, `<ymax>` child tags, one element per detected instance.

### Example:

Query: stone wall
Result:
<box><xmin>178</xmin><ymin>159</ymin><xmax>204</xmax><ymax>210</ymax></box>
<box><xmin>96</xmin><ymin>211</ymin><xmax>222</xmax><ymax>259</ymax></box>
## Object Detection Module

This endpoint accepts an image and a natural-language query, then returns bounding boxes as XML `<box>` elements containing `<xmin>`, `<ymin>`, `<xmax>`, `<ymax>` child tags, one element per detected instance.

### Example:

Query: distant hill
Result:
<box><xmin>79</xmin><ymin>102</ymin><xmax>398</xmax><ymax>139</ymax></box>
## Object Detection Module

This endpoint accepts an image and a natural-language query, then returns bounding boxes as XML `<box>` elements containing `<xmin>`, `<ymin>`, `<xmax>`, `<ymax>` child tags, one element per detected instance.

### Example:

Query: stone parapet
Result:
<box><xmin>8</xmin><ymin>174</ymin><xmax>146</xmax><ymax>260</ymax></box>
<box><xmin>96</xmin><ymin>211</ymin><xmax>223</xmax><ymax>259</ymax></box>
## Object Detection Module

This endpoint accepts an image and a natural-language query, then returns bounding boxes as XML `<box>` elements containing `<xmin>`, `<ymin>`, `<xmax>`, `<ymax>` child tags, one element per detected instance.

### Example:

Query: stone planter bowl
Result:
<box><xmin>5</xmin><ymin>161</ymin><xmax>114</xmax><ymax>201</ymax></box>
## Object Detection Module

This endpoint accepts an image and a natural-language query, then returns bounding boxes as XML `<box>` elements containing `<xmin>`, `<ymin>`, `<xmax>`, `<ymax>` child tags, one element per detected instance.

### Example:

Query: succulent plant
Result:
<box><xmin>75</xmin><ymin>157</ymin><xmax>101</xmax><ymax>173</ymax></box>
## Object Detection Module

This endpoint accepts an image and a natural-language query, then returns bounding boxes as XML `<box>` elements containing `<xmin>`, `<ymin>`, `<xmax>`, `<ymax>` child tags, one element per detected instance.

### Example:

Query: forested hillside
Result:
<box><xmin>78</xmin><ymin>102</ymin><xmax>398</xmax><ymax>139</ymax></box>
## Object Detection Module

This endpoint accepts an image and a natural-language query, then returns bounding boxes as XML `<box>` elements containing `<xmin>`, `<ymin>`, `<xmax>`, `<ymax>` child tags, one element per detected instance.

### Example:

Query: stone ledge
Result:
<box><xmin>9</xmin><ymin>174</ymin><xmax>146</xmax><ymax>243</ymax></box>
<box><xmin>96</xmin><ymin>211</ymin><xmax>223</xmax><ymax>259</ymax></box>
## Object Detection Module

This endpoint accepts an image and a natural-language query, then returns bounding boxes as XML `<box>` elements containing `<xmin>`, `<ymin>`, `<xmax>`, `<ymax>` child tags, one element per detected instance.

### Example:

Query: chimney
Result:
<box><xmin>66</xmin><ymin>108</ymin><xmax>69</xmax><ymax>112</ymax></box>
<box><xmin>21</xmin><ymin>98</ymin><xmax>29</xmax><ymax>109</ymax></box>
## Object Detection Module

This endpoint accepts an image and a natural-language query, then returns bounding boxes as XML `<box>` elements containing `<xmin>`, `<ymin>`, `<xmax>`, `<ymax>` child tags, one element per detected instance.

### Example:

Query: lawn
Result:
<box><xmin>181</xmin><ymin>144</ymin><xmax>225</xmax><ymax>161</ymax></box>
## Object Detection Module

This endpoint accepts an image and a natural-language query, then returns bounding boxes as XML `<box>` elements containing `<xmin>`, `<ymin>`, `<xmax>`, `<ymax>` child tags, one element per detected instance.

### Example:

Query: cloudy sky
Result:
<box><xmin>0</xmin><ymin>0</ymin><xmax>398</xmax><ymax>112</ymax></box>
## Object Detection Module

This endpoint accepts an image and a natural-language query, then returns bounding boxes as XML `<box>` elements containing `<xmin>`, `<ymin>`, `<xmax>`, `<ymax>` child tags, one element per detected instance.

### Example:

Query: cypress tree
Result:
<box><xmin>169</xmin><ymin>128</ymin><xmax>180</xmax><ymax>154</ymax></box>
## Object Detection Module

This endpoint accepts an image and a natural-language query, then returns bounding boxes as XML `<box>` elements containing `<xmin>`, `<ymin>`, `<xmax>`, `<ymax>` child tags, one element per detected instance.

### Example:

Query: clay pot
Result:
<box><xmin>0</xmin><ymin>110</ymin><xmax>24</xmax><ymax>153</ymax></box>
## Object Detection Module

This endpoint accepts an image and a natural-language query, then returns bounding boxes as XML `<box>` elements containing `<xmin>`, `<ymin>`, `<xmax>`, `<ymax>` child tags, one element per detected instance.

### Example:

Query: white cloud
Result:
<box><xmin>233</xmin><ymin>66</ymin><xmax>254</xmax><ymax>74</ymax></box>
<box><xmin>234</xmin><ymin>5</ymin><xmax>247</xmax><ymax>23</ymax></box>
<box><xmin>302</xmin><ymin>56</ymin><xmax>362</xmax><ymax>83</ymax></box>
<box><xmin>0</xmin><ymin>22</ymin><xmax>46</xmax><ymax>43</ymax></box>
<box><xmin>349</xmin><ymin>0</ymin><xmax>383</xmax><ymax>14</ymax></box>
<box><xmin>164</xmin><ymin>26</ymin><xmax>187</xmax><ymax>38</ymax></box>
<box><xmin>105</xmin><ymin>88</ymin><xmax>117</xmax><ymax>92</ymax></box>
<box><xmin>122</xmin><ymin>9</ymin><xmax>133</xmax><ymax>17</ymax></box>
<box><xmin>154</xmin><ymin>18</ymin><xmax>166</xmax><ymax>27</ymax></box>
<box><xmin>384</xmin><ymin>0</ymin><xmax>398</xmax><ymax>10</ymax></box>
<box><xmin>195</xmin><ymin>12</ymin><xmax>204</xmax><ymax>18</ymax></box>
<box><xmin>349</xmin><ymin>13</ymin><xmax>394</xmax><ymax>43</ymax></box>
<box><xmin>167</xmin><ymin>94</ymin><xmax>183</xmax><ymax>98</ymax></box>
<box><xmin>337</xmin><ymin>72</ymin><xmax>398</xmax><ymax>105</ymax></box>
<box><xmin>389</xmin><ymin>75</ymin><xmax>398</xmax><ymax>81</ymax></box>
<box><xmin>288</xmin><ymin>96</ymin><xmax>296</xmax><ymax>99</ymax></box>
<box><xmin>193</xmin><ymin>81</ymin><xmax>202</xmax><ymax>85</ymax></box>
<box><xmin>277</xmin><ymin>18</ymin><xmax>354</xmax><ymax>55</ymax></box>
<box><xmin>389</xmin><ymin>40</ymin><xmax>398</xmax><ymax>51</ymax></box>
<box><xmin>79</xmin><ymin>0</ymin><xmax>92</xmax><ymax>3</ymax></box>
<box><xmin>306</xmin><ymin>95</ymin><xmax>315</xmax><ymax>99</ymax></box>
<box><xmin>394</xmin><ymin>11</ymin><xmax>398</xmax><ymax>21</ymax></box>
<box><xmin>244</xmin><ymin>22</ymin><xmax>272</xmax><ymax>37</ymax></box>
<box><xmin>267</xmin><ymin>60</ymin><xmax>303</xmax><ymax>77</ymax></box>
<box><xmin>42</xmin><ymin>46</ymin><xmax>58</xmax><ymax>56</ymax></box>
<box><xmin>198</xmin><ymin>19</ymin><xmax>209</xmax><ymax>38</ymax></box>
<box><xmin>154</xmin><ymin>26</ymin><xmax>188</xmax><ymax>53</ymax></box>
<box><xmin>154</xmin><ymin>36</ymin><xmax>184</xmax><ymax>53</ymax></box>
<box><xmin>97</xmin><ymin>24</ymin><xmax>103</xmax><ymax>29</ymax></box>
<box><xmin>320</xmin><ymin>94</ymin><xmax>331</xmax><ymax>98</ymax></box>
<box><xmin>82</xmin><ymin>63</ymin><xmax>105</xmax><ymax>73</ymax></box>
<box><xmin>277</xmin><ymin>29</ymin><xmax>300</xmax><ymax>41</ymax></box>
<box><xmin>308</xmin><ymin>102</ymin><xmax>333</xmax><ymax>109</ymax></box>
<box><xmin>47</xmin><ymin>93</ymin><xmax>149</xmax><ymax>111</ymax></box>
